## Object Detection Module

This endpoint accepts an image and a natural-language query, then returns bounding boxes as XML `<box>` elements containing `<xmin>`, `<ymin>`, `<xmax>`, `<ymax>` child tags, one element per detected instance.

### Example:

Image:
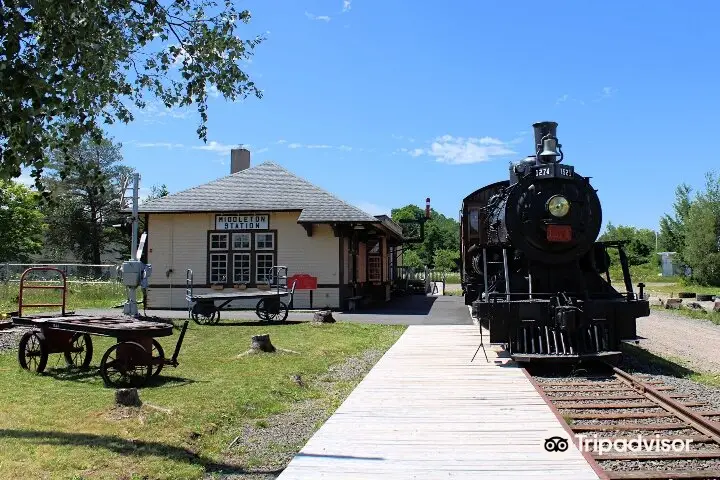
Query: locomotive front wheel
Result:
<box><xmin>64</xmin><ymin>332</ymin><xmax>93</xmax><ymax>369</ymax></box>
<box><xmin>150</xmin><ymin>339</ymin><xmax>165</xmax><ymax>378</ymax></box>
<box><xmin>100</xmin><ymin>341</ymin><xmax>152</xmax><ymax>388</ymax></box>
<box><xmin>18</xmin><ymin>331</ymin><xmax>48</xmax><ymax>373</ymax></box>
<box><xmin>191</xmin><ymin>303</ymin><xmax>220</xmax><ymax>325</ymax></box>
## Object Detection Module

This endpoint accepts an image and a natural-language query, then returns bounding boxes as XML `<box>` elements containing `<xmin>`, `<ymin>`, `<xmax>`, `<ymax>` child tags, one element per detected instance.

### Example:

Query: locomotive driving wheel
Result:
<box><xmin>18</xmin><ymin>330</ymin><xmax>48</xmax><ymax>373</ymax></box>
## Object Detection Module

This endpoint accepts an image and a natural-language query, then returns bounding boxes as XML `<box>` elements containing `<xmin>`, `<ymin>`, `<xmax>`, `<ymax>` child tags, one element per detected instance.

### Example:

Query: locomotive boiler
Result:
<box><xmin>460</xmin><ymin>121</ymin><xmax>649</xmax><ymax>364</ymax></box>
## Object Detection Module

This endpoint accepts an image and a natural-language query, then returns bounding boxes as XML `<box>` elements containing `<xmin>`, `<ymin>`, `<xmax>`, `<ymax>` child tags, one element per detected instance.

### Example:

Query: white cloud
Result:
<box><xmin>276</xmin><ymin>139</ymin><xmax>287</xmax><ymax>145</ymax></box>
<box><xmin>254</xmin><ymin>147</ymin><xmax>269</xmax><ymax>154</ymax></box>
<box><xmin>342</xmin><ymin>0</ymin><xmax>352</xmax><ymax>12</ymax></box>
<box><xmin>283</xmin><ymin>142</ymin><xmax>351</xmax><ymax>151</ymax></box>
<box><xmin>403</xmin><ymin>135</ymin><xmax>516</xmax><ymax>165</ymax></box>
<box><xmin>191</xmin><ymin>141</ymin><xmax>246</xmax><ymax>156</ymax></box>
<box><xmin>14</xmin><ymin>174</ymin><xmax>35</xmax><ymax>187</ymax></box>
<box><xmin>355</xmin><ymin>202</ymin><xmax>390</xmax><ymax>217</ymax></box>
<box><xmin>556</xmin><ymin>94</ymin><xmax>569</xmax><ymax>105</ymax></box>
<box><xmin>601</xmin><ymin>86</ymin><xmax>617</xmax><ymax>98</ymax></box>
<box><xmin>135</xmin><ymin>142</ymin><xmax>185</xmax><ymax>149</ymax></box>
<box><xmin>305</xmin><ymin>11</ymin><xmax>331</xmax><ymax>21</ymax></box>
<box><xmin>206</xmin><ymin>85</ymin><xmax>220</xmax><ymax>98</ymax></box>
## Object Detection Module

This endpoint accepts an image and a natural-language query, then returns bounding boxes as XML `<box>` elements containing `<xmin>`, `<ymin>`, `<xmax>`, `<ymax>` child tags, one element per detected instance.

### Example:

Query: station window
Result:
<box><xmin>210</xmin><ymin>253</ymin><xmax>228</xmax><ymax>283</ymax></box>
<box><xmin>233</xmin><ymin>253</ymin><xmax>251</xmax><ymax>284</ymax></box>
<box><xmin>210</xmin><ymin>233</ymin><xmax>228</xmax><ymax>250</ymax></box>
<box><xmin>232</xmin><ymin>233</ymin><xmax>251</xmax><ymax>250</ymax></box>
<box><xmin>256</xmin><ymin>253</ymin><xmax>275</xmax><ymax>283</ymax></box>
<box><xmin>368</xmin><ymin>256</ymin><xmax>382</xmax><ymax>282</ymax></box>
<box><xmin>207</xmin><ymin>230</ymin><xmax>277</xmax><ymax>285</ymax></box>
<box><xmin>256</xmin><ymin>232</ymin><xmax>274</xmax><ymax>250</ymax></box>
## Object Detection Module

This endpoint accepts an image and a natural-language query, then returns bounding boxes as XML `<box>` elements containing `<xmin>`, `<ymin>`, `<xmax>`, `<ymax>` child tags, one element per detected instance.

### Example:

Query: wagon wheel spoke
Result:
<box><xmin>18</xmin><ymin>331</ymin><xmax>48</xmax><ymax>373</ymax></box>
<box><xmin>65</xmin><ymin>333</ymin><xmax>93</xmax><ymax>369</ymax></box>
<box><xmin>100</xmin><ymin>342</ymin><xmax>151</xmax><ymax>388</ymax></box>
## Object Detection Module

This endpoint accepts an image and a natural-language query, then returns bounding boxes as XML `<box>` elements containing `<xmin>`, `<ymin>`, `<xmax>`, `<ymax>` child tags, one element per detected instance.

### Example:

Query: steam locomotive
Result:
<box><xmin>460</xmin><ymin>121</ymin><xmax>649</xmax><ymax>364</ymax></box>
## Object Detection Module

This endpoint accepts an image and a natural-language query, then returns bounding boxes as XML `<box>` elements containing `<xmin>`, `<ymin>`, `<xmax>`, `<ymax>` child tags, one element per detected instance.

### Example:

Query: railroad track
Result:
<box><xmin>533</xmin><ymin>365</ymin><xmax>720</xmax><ymax>480</ymax></box>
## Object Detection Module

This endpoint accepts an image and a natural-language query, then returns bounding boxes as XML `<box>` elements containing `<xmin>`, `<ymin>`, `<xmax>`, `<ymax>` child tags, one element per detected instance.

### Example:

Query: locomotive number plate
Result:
<box><xmin>535</xmin><ymin>164</ymin><xmax>574</xmax><ymax>178</ymax></box>
<box><xmin>547</xmin><ymin>224</ymin><xmax>572</xmax><ymax>242</ymax></box>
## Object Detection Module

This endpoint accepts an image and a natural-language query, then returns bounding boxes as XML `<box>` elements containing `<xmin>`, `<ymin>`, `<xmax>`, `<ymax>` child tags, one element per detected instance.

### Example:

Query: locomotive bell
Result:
<box><xmin>539</xmin><ymin>137</ymin><xmax>560</xmax><ymax>162</ymax></box>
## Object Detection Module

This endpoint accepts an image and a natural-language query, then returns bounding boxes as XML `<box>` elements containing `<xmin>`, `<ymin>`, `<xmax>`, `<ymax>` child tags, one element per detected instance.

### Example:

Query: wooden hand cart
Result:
<box><xmin>12</xmin><ymin>267</ymin><xmax>189</xmax><ymax>388</ymax></box>
<box><xmin>185</xmin><ymin>266</ymin><xmax>297</xmax><ymax>325</ymax></box>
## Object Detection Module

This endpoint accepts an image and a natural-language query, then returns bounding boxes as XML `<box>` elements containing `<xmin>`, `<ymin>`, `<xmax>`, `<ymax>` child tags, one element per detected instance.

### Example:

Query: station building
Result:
<box><xmin>138</xmin><ymin>149</ymin><xmax>405</xmax><ymax>310</ymax></box>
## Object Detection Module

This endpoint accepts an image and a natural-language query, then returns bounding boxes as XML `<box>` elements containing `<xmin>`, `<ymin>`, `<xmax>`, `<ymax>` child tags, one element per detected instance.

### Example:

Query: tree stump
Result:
<box><xmin>312</xmin><ymin>309</ymin><xmax>335</xmax><ymax>324</ymax></box>
<box><xmin>115</xmin><ymin>388</ymin><xmax>142</xmax><ymax>407</ymax></box>
<box><xmin>251</xmin><ymin>334</ymin><xmax>276</xmax><ymax>353</ymax></box>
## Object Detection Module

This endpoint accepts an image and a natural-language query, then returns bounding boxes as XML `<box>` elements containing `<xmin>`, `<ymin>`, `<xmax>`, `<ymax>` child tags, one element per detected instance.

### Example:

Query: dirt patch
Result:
<box><xmin>636</xmin><ymin>309</ymin><xmax>720</xmax><ymax>373</ymax></box>
<box><xmin>210</xmin><ymin>348</ymin><xmax>386</xmax><ymax>480</ymax></box>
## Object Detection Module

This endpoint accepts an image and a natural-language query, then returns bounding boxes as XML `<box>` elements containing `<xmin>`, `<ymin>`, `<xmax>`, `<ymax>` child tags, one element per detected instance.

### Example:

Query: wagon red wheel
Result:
<box><xmin>100</xmin><ymin>341</ymin><xmax>152</xmax><ymax>388</ymax></box>
<box><xmin>150</xmin><ymin>339</ymin><xmax>165</xmax><ymax>378</ymax></box>
<box><xmin>64</xmin><ymin>333</ymin><xmax>93</xmax><ymax>369</ymax></box>
<box><xmin>18</xmin><ymin>331</ymin><xmax>48</xmax><ymax>373</ymax></box>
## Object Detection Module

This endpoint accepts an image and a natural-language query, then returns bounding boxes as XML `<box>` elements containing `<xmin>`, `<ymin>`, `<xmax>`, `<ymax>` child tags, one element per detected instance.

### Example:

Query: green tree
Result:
<box><xmin>433</xmin><ymin>249</ymin><xmax>460</xmax><ymax>276</ymax></box>
<box><xmin>41</xmin><ymin>138</ymin><xmax>133</xmax><ymax>265</ymax></box>
<box><xmin>401</xmin><ymin>250</ymin><xmax>424</xmax><ymax>269</ymax></box>
<box><xmin>682</xmin><ymin>172</ymin><xmax>720</xmax><ymax>285</ymax></box>
<box><xmin>0</xmin><ymin>180</ymin><xmax>46</xmax><ymax>262</ymax></box>
<box><xmin>391</xmin><ymin>204</ymin><xmax>460</xmax><ymax>268</ymax></box>
<box><xmin>599</xmin><ymin>222</ymin><xmax>657</xmax><ymax>266</ymax></box>
<box><xmin>658</xmin><ymin>183</ymin><xmax>693</xmax><ymax>260</ymax></box>
<box><xmin>1</xmin><ymin>0</ymin><xmax>264</xmax><ymax>188</ymax></box>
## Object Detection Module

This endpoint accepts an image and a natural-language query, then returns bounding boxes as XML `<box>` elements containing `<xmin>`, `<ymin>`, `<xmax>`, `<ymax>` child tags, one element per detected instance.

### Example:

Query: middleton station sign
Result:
<box><xmin>215</xmin><ymin>214</ymin><xmax>269</xmax><ymax>230</ymax></box>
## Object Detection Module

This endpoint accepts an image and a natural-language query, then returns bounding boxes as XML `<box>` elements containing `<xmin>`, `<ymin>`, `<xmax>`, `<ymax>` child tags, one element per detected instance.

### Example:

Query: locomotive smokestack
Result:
<box><xmin>533</xmin><ymin>121</ymin><xmax>558</xmax><ymax>150</ymax></box>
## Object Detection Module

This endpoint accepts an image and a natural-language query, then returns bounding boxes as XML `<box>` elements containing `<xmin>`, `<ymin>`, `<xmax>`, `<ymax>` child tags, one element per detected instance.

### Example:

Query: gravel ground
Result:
<box><xmin>534</xmin><ymin>367</ymin><xmax>720</xmax><ymax>475</ymax></box>
<box><xmin>208</xmin><ymin>348</ymin><xmax>386</xmax><ymax>480</ymax></box>
<box><xmin>0</xmin><ymin>326</ymin><xmax>29</xmax><ymax>353</ymax></box>
<box><xmin>636</xmin><ymin>309</ymin><xmax>720</xmax><ymax>373</ymax></box>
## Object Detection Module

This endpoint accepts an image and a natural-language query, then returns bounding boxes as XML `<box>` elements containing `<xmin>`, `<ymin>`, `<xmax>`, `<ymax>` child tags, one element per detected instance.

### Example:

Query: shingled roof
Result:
<box><xmin>137</xmin><ymin>161</ymin><xmax>379</xmax><ymax>223</ymax></box>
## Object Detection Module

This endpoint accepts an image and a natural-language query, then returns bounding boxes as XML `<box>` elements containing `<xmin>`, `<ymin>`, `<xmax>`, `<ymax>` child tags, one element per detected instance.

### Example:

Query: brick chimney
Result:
<box><xmin>231</xmin><ymin>148</ymin><xmax>250</xmax><ymax>174</ymax></box>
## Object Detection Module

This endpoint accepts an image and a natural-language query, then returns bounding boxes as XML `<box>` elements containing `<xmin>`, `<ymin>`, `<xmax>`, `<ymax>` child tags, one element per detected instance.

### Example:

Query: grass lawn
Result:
<box><xmin>1</xmin><ymin>282</ymin><xmax>130</xmax><ymax>315</ymax></box>
<box><xmin>0</xmin><ymin>321</ymin><xmax>405</xmax><ymax>479</ymax></box>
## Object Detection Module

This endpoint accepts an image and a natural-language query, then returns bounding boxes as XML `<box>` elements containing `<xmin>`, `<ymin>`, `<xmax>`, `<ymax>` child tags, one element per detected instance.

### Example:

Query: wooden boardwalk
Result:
<box><xmin>277</xmin><ymin>325</ymin><xmax>601</xmax><ymax>480</ymax></box>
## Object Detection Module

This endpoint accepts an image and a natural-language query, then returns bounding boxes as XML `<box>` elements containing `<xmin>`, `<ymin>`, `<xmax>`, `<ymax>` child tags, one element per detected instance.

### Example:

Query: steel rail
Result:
<box><xmin>611</xmin><ymin>365</ymin><xmax>720</xmax><ymax>445</ymax></box>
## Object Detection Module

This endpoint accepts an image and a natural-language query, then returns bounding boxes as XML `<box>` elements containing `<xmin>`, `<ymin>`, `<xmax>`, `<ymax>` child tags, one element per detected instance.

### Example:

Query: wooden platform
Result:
<box><xmin>277</xmin><ymin>325</ymin><xmax>600</xmax><ymax>479</ymax></box>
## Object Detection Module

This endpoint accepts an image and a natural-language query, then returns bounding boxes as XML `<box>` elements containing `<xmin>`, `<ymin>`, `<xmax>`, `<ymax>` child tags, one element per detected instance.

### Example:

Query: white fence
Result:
<box><xmin>0</xmin><ymin>263</ymin><xmax>121</xmax><ymax>284</ymax></box>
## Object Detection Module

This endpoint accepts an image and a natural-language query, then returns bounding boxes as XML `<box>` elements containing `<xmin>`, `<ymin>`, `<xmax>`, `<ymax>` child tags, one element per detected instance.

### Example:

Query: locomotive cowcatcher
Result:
<box><xmin>460</xmin><ymin>121</ymin><xmax>649</xmax><ymax>364</ymax></box>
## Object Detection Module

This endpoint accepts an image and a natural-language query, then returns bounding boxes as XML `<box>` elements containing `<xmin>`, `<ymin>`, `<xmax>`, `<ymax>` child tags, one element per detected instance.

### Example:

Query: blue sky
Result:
<box><xmin>80</xmin><ymin>0</ymin><xmax>720</xmax><ymax>232</ymax></box>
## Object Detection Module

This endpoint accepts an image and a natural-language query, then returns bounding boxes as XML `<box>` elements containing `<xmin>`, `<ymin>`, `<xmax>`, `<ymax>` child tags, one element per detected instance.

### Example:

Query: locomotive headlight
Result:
<box><xmin>547</xmin><ymin>195</ymin><xmax>570</xmax><ymax>217</ymax></box>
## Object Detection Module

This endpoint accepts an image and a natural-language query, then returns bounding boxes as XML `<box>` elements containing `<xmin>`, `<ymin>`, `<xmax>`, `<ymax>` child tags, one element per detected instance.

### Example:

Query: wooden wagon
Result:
<box><xmin>11</xmin><ymin>267</ymin><xmax>189</xmax><ymax>388</ymax></box>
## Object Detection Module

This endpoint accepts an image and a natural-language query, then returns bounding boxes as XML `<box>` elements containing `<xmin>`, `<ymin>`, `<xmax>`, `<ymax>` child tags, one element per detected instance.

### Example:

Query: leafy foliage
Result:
<box><xmin>658</xmin><ymin>183</ymin><xmax>693</xmax><ymax>260</ymax></box>
<box><xmin>0</xmin><ymin>180</ymin><xmax>46</xmax><ymax>262</ymax></box>
<box><xmin>599</xmin><ymin>222</ymin><xmax>657</xmax><ymax>266</ymax></box>
<box><xmin>681</xmin><ymin>172</ymin><xmax>720</xmax><ymax>285</ymax></box>
<box><xmin>1</xmin><ymin>0</ymin><xmax>264</xmax><ymax>188</ymax></box>
<box><xmin>433</xmin><ymin>248</ymin><xmax>460</xmax><ymax>274</ymax></box>
<box><xmin>391</xmin><ymin>204</ymin><xmax>460</xmax><ymax>269</ymax></box>
<box><xmin>40</xmin><ymin>138</ymin><xmax>133</xmax><ymax>263</ymax></box>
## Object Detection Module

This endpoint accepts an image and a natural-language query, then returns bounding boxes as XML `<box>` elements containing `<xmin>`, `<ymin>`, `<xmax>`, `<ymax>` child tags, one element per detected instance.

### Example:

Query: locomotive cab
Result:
<box><xmin>460</xmin><ymin>121</ymin><xmax>649</xmax><ymax>365</ymax></box>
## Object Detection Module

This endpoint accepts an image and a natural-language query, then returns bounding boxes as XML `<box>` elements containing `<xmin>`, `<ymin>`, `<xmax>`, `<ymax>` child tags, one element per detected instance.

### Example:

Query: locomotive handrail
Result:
<box><xmin>18</xmin><ymin>267</ymin><xmax>68</xmax><ymax>317</ymax></box>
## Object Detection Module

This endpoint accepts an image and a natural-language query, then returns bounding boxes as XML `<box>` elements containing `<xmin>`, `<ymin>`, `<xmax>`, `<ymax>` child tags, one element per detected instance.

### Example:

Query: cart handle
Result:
<box><xmin>170</xmin><ymin>320</ymin><xmax>190</xmax><ymax>366</ymax></box>
<box><xmin>18</xmin><ymin>267</ymin><xmax>67</xmax><ymax>317</ymax></box>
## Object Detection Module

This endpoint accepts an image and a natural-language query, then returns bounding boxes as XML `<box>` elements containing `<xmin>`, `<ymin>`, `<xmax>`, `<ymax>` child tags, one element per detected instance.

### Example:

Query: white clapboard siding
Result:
<box><xmin>146</xmin><ymin>211</ymin><xmax>341</xmax><ymax>309</ymax></box>
<box><xmin>277</xmin><ymin>325</ymin><xmax>600</xmax><ymax>480</ymax></box>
